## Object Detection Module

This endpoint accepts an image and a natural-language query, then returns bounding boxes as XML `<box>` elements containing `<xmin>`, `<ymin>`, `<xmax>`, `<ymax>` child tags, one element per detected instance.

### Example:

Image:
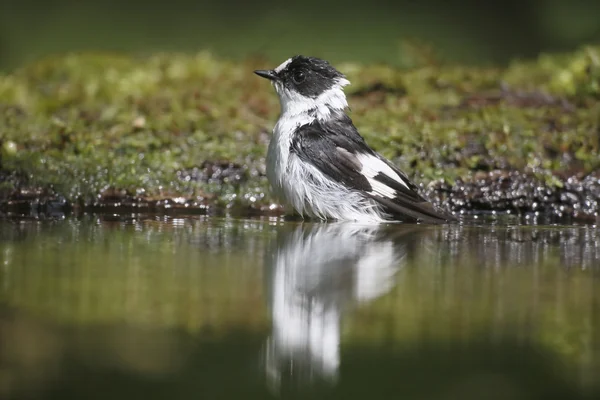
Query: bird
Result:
<box><xmin>254</xmin><ymin>55</ymin><xmax>454</xmax><ymax>223</ymax></box>
<box><xmin>265</xmin><ymin>222</ymin><xmax>406</xmax><ymax>385</ymax></box>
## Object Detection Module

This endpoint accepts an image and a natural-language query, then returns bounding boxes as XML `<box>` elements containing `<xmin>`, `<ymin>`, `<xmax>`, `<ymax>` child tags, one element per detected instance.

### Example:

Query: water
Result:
<box><xmin>0</xmin><ymin>215</ymin><xmax>599</xmax><ymax>399</ymax></box>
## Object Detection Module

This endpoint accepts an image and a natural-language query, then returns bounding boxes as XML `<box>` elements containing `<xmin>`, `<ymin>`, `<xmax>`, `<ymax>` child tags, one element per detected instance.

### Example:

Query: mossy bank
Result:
<box><xmin>0</xmin><ymin>47</ymin><xmax>599</xmax><ymax>221</ymax></box>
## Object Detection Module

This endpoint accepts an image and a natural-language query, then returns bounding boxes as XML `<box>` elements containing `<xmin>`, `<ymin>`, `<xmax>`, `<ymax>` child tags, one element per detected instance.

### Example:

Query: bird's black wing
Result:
<box><xmin>290</xmin><ymin>114</ymin><xmax>453</xmax><ymax>223</ymax></box>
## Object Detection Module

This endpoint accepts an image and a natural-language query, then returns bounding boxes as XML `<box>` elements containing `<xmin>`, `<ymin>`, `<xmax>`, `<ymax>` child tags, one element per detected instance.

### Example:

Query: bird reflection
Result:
<box><xmin>264</xmin><ymin>222</ymin><xmax>409</xmax><ymax>388</ymax></box>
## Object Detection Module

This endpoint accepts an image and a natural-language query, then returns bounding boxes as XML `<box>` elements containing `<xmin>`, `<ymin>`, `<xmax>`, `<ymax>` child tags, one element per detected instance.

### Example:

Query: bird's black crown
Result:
<box><xmin>278</xmin><ymin>56</ymin><xmax>346</xmax><ymax>98</ymax></box>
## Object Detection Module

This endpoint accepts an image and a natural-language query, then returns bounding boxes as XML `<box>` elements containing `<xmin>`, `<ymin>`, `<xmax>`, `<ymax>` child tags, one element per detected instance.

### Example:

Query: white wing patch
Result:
<box><xmin>356</xmin><ymin>153</ymin><xmax>408</xmax><ymax>186</ymax></box>
<box><xmin>369</xmin><ymin>180</ymin><xmax>397</xmax><ymax>198</ymax></box>
<box><xmin>356</xmin><ymin>153</ymin><xmax>409</xmax><ymax>198</ymax></box>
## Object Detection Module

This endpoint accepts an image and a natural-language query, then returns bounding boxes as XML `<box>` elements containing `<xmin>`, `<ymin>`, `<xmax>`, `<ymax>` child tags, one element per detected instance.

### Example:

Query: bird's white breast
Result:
<box><xmin>267</xmin><ymin>82</ymin><xmax>349</xmax><ymax>204</ymax></box>
<box><xmin>267</xmin><ymin>113</ymin><xmax>312</xmax><ymax>201</ymax></box>
<box><xmin>267</xmin><ymin>113</ymin><xmax>388</xmax><ymax>222</ymax></box>
<box><xmin>266</xmin><ymin>80</ymin><xmax>389</xmax><ymax>222</ymax></box>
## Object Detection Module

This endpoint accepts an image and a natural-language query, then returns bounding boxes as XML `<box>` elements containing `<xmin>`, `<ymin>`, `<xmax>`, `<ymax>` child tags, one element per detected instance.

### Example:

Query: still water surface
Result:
<box><xmin>0</xmin><ymin>216</ymin><xmax>599</xmax><ymax>399</ymax></box>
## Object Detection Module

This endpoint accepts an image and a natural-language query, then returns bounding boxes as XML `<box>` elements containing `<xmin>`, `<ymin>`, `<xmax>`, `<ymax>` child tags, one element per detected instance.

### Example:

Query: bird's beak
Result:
<box><xmin>254</xmin><ymin>69</ymin><xmax>278</xmax><ymax>81</ymax></box>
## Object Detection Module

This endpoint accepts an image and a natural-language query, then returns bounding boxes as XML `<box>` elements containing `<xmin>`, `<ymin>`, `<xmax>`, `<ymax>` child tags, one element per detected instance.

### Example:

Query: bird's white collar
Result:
<box><xmin>274</xmin><ymin>78</ymin><xmax>350</xmax><ymax>121</ymax></box>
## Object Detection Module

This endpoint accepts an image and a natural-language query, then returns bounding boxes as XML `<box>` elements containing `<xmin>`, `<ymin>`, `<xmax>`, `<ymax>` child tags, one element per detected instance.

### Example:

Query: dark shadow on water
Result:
<box><xmin>0</xmin><ymin>306</ymin><xmax>593</xmax><ymax>400</ymax></box>
<box><xmin>0</xmin><ymin>308</ymin><xmax>592</xmax><ymax>400</ymax></box>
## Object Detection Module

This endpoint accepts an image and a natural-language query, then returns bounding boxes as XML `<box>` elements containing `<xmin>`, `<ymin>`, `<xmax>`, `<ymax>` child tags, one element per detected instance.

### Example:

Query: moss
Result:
<box><xmin>0</xmin><ymin>47</ymin><xmax>599</xmax><ymax>219</ymax></box>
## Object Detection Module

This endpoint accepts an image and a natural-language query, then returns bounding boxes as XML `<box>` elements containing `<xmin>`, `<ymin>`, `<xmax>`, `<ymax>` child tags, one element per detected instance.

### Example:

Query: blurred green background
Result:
<box><xmin>1</xmin><ymin>0</ymin><xmax>600</xmax><ymax>70</ymax></box>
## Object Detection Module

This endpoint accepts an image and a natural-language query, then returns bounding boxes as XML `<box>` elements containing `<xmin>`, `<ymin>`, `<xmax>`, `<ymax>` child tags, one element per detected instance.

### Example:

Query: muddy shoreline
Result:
<box><xmin>0</xmin><ymin>48</ymin><xmax>598</xmax><ymax>222</ymax></box>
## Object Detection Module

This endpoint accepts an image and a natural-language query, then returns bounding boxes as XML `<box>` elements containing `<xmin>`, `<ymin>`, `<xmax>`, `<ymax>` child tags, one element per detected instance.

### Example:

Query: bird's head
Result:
<box><xmin>255</xmin><ymin>56</ymin><xmax>350</xmax><ymax>118</ymax></box>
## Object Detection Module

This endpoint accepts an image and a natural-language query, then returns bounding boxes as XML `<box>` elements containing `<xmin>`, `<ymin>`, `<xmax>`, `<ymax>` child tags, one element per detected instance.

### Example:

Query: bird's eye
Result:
<box><xmin>292</xmin><ymin>71</ymin><xmax>306</xmax><ymax>84</ymax></box>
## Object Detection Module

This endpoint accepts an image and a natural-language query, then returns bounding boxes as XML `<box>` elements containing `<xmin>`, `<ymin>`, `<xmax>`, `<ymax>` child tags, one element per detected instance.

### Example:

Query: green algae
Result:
<box><xmin>0</xmin><ymin>47</ymin><xmax>599</xmax><ymax>218</ymax></box>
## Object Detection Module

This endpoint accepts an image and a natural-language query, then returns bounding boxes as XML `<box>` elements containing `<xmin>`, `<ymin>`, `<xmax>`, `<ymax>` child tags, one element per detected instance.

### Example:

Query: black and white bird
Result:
<box><xmin>265</xmin><ymin>223</ymin><xmax>405</xmax><ymax>386</ymax></box>
<box><xmin>255</xmin><ymin>56</ymin><xmax>454</xmax><ymax>223</ymax></box>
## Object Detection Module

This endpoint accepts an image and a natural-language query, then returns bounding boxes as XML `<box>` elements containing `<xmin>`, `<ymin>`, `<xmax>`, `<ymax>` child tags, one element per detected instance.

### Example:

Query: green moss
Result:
<box><xmin>0</xmin><ymin>47</ymin><xmax>599</xmax><ymax>215</ymax></box>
